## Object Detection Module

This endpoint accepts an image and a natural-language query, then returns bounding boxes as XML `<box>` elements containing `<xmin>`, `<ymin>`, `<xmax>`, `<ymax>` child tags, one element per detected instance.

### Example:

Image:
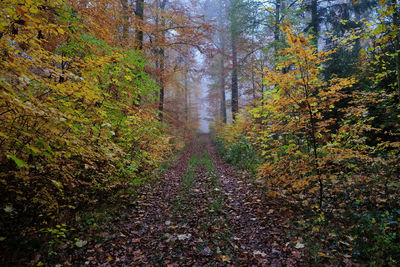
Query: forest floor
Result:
<box><xmin>58</xmin><ymin>134</ymin><xmax>306</xmax><ymax>266</ymax></box>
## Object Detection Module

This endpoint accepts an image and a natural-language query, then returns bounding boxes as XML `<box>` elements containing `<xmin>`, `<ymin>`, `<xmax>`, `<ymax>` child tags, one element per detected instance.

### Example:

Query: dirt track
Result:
<box><xmin>69</xmin><ymin>135</ymin><xmax>305</xmax><ymax>266</ymax></box>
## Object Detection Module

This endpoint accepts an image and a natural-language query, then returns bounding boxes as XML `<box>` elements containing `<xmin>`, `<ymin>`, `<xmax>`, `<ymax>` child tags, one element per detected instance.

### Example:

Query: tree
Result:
<box><xmin>0</xmin><ymin>0</ymin><xmax>173</xmax><ymax>247</ymax></box>
<box><xmin>201</xmin><ymin>0</ymin><xmax>229</xmax><ymax>123</ymax></box>
<box><xmin>218</xmin><ymin>0</ymin><xmax>228</xmax><ymax>123</ymax></box>
<box><xmin>136</xmin><ymin>0</ymin><xmax>145</xmax><ymax>49</ymax></box>
<box><xmin>156</xmin><ymin>0</ymin><xmax>168</xmax><ymax>120</ymax></box>
<box><xmin>256</xmin><ymin>24</ymin><xmax>355</xmax><ymax>209</ymax></box>
<box><xmin>227</xmin><ymin>0</ymin><xmax>264</xmax><ymax>121</ymax></box>
<box><xmin>230</xmin><ymin>5</ymin><xmax>239</xmax><ymax>122</ymax></box>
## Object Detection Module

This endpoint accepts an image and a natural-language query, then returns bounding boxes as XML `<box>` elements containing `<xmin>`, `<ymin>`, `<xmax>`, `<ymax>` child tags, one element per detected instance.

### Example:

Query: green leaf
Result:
<box><xmin>132</xmin><ymin>178</ymin><xmax>142</xmax><ymax>185</ymax></box>
<box><xmin>375</xmin><ymin>24</ymin><xmax>387</xmax><ymax>34</ymax></box>
<box><xmin>51</xmin><ymin>180</ymin><xmax>63</xmax><ymax>190</ymax></box>
<box><xmin>75</xmin><ymin>239</ymin><xmax>87</xmax><ymax>248</ymax></box>
<box><xmin>6</xmin><ymin>155</ymin><xmax>27</xmax><ymax>168</ymax></box>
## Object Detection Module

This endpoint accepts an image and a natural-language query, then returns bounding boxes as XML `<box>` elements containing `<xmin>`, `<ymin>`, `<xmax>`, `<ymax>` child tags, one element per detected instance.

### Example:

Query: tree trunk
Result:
<box><xmin>274</xmin><ymin>0</ymin><xmax>281</xmax><ymax>44</ymax></box>
<box><xmin>220</xmin><ymin>57</ymin><xmax>227</xmax><ymax>123</ymax></box>
<box><xmin>135</xmin><ymin>0</ymin><xmax>144</xmax><ymax>50</ymax></box>
<box><xmin>310</xmin><ymin>0</ymin><xmax>319</xmax><ymax>45</ymax></box>
<box><xmin>158</xmin><ymin>0</ymin><xmax>168</xmax><ymax>121</ymax></box>
<box><xmin>158</xmin><ymin>48</ymin><xmax>165</xmax><ymax>119</ymax></box>
<box><xmin>231</xmin><ymin>34</ymin><xmax>239</xmax><ymax>121</ymax></box>
<box><xmin>120</xmin><ymin>0</ymin><xmax>129</xmax><ymax>44</ymax></box>
<box><xmin>260</xmin><ymin>60</ymin><xmax>265</xmax><ymax>97</ymax></box>
<box><xmin>184</xmin><ymin>69</ymin><xmax>189</xmax><ymax>123</ymax></box>
<box><xmin>218</xmin><ymin>0</ymin><xmax>227</xmax><ymax>123</ymax></box>
<box><xmin>229</xmin><ymin>0</ymin><xmax>239</xmax><ymax>122</ymax></box>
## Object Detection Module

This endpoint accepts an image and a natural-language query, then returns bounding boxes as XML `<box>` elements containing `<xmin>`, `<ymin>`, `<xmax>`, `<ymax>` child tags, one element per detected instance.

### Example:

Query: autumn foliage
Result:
<box><xmin>0</xmin><ymin>0</ymin><xmax>177</xmax><ymax>248</ymax></box>
<box><xmin>213</xmin><ymin>22</ymin><xmax>400</xmax><ymax>263</ymax></box>
<box><xmin>1</xmin><ymin>0</ymin><xmax>400</xmax><ymax>265</ymax></box>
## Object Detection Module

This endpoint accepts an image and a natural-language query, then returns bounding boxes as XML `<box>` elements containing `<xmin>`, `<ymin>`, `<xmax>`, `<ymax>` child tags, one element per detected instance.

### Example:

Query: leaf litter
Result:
<box><xmin>57</xmin><ymin>135</ymin><xmax>305</xmax><ymax>266</ymax></box>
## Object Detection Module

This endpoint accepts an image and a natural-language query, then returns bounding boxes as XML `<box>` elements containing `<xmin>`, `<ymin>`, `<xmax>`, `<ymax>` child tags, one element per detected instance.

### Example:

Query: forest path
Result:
<box><xmin>73</xmin><ymin>135</ymin><xmax>304</xmax><ymax>266</ymax></box>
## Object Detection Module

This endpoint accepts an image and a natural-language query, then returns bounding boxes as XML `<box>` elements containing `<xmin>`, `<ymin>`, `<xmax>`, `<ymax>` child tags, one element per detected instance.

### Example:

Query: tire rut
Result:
<box><xmin>206</xmin><ymin>135</ymin><xmax>306</xmax><ymax>266</ymax></box>
<box><xmin>69</xmin><ymin>135</ymin><xmax>305</xmax><ymax>266</ymax></box>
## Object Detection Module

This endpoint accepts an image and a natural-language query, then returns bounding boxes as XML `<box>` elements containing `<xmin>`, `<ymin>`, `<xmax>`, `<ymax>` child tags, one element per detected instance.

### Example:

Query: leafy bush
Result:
<box><xmin>352</xmin><ymin>210</ymin><xmax>400</xmax><ymax>265</ymax></box>
<box><xmin>211</xmin><ymin>23</ymin><xmax>400</xmax><ymax>265</ymax></box>
<box><xmin>0</xmin><ymin>0</ymin><xmax>173</xmax><ymax>250</ymax></box>
<box><xmin>212</xmin><ymin>117</ymin><xmax>261</xmax><ymax>173</ymax></box>
<box><xmin>216</xmin><ymin>136</ymin><xmax>260</xmax><ymax>173</ymax></box>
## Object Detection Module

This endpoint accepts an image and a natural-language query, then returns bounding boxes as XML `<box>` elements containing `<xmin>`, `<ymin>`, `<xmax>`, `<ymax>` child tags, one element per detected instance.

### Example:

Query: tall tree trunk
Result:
<box><xmin>310</xmin><ymin>0</ymin><xmax>319</xmax><ymax>45</ymax></box>
<box><xmin>218</xmin><ymin>0</ymin><xmax>227</xmax><ymax>123</ymax></box>
<box><xmin>220</xmin><ymin>57</ymin><xmax>227</xmax><ymax>123</ymax></box>
<box><xmin>135</xmin><ymin>0</ymin><xmax>144</xmax><ymax>50</ymax></box>
<box><xmin>260</xmin><ymin>60</ymin><xmax>265</xmax><ymax>97</ymax></box>
<box><xmin>229</xmin><ymin>0</ymin><xmax>239</xmax><ymax>122</ymax></box>
<box><xmin>158</xmin><ymin>48</ymin><xmax>165</xmax><ymax>119</ymax></box>
<box><xmin>274</xmin><ymin>0</ymin><xmax>281</xmax><ymax>45</ymax></box>
<box><xmin>120</xmin><ymin>0</ymin><xmax>129</xmax><ymax>44</ymax></box>
<box><xmin>231</xmin><ymin>34</ymin><xmax>239</xmax><ymax>121</ymax></box>
<box><xmin>184</xmin><ymin>68</ymin><xmax>189</xmax><ymax>123</ymax></box>
<box><xmin>158</xmin><ymin>0</ymin><xmax>168</xmax><ymax>121</ymax></box>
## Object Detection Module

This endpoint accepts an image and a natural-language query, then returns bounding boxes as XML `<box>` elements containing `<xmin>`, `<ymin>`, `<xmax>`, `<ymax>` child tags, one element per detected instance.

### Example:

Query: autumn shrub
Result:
<box><xmin>213</xmin><ymin>23</ymin><xmax>399</xmax><ymax>263</ymax></box>
<box><xmin>212</xmin><ymin>116</ymin><xmax>261</xmax><ymax>173</ymax></box>
<box><xmin>0</xmin><ymin>0</ymin><xmax>173</xmax><ymax>249</ymax></box>
<box><xmin>351</xmin><ymin>210</ymin><xmax>400</xmax><ymax>265</ymax></box>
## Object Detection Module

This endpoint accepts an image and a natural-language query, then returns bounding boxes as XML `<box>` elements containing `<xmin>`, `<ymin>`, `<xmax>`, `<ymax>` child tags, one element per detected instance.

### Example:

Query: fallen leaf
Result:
<box><xmin>221</xmin><ymin>255</ymin><xmax>231</xmax><ymax>262</ymax></box>
<box><xmin>4</xmin><ymin>204</ymin><xmax>13</xmax><ymax>213</ymax></box>
<box><xmin>318</xmin><ymin>252</ymin><xmax>332</xmax><ymax>258</ymax></box>
<box><xmin>201</xmin><ymin>247</ymin><xmax>212</xmax><ymax>256</ymax></box>
<box><xmin>292</xmin><ymin>250</ymin><xmax>301</xmax><ymax>259</ymax></box>
<box><xmin>295</xmin><ymin>242</ymin><xmax>305</xmax><ymax>249</ymax></box>
<box><xmin>75</xmin><ymin>239</ymin><xmax>87</xmax><ymax>248</ymax></box>
<box><xmin>253</xmin><ymin>250</ymin><xmax>267</xmax><ymax>257</ymax></box>
<box><xmin>268</xmin><ymin>191</ymin><xmax>277</xmax><ymax>198</ymax></box>
<box><xmin>177</xmin><ymin>234</ymin><xmax>191</xmax><ymax>240</ymax></box>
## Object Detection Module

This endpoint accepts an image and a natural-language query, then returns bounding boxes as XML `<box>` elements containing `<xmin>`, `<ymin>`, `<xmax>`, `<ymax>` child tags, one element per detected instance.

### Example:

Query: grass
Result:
<box><xmin>172</xmin><ymin>152</ymin><xmax>200</xmax><ymax>215</ymax></box>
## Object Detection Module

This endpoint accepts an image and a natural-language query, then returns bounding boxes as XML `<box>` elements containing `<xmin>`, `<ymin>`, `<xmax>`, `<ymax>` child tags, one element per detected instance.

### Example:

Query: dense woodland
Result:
<box><xmin>0</xmin><ymin>0</ymin><xmax>399</xmax><ymax>265</ymax></box>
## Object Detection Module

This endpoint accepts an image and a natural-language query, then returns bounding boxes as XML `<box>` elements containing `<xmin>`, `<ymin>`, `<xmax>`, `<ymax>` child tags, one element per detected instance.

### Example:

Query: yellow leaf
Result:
<box><xmin>221</xmin><ymin>255</ymin><xmax>231</xmax><ymax>262</ymax></box>
<box><xmin>30</xmin><ymin>5</ymin><xmax>39</xmax><ymax>14</ymax></box>
<box><xmin>317</xmin><ymin>252</ymin><xmax>332</xmax><ymax>258</ymax></box>
<box><xmin>312</xmin><ymin>226</ymin><xmax>320</xmax><ymax>232</ymax></box>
